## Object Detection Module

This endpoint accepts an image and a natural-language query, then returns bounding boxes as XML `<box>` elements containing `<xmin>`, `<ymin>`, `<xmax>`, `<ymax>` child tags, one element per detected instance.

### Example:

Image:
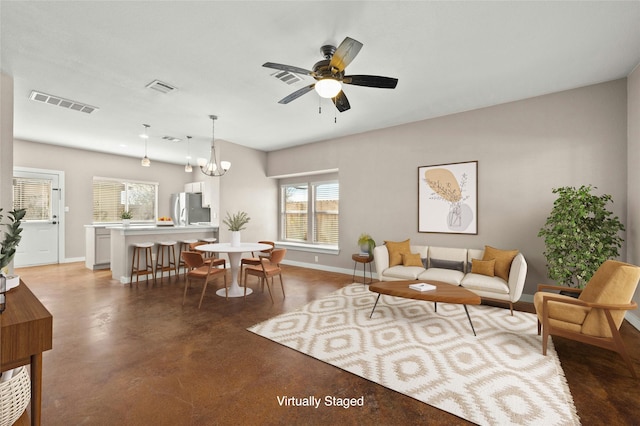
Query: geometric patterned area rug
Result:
<box><xmin>248</xmin><ymin>283</ymin><xmax>580</xmax><ymax>426</ymax></box>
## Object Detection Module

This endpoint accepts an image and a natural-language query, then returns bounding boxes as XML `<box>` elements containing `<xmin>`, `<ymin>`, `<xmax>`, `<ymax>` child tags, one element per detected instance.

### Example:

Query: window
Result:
<box><xmin>280</xmin><ymin>178</ymin><xmax>339</xmax><ymax>247</ymax></box>
<box><xmin>92</xmin><ymin>177</ymin><xmax>158</xmax><ymax>223</ymax></box>
<box><xmin>13</xmin><ymin>177</ymin><xmax>52</xmax><ymax>221</ymax></box>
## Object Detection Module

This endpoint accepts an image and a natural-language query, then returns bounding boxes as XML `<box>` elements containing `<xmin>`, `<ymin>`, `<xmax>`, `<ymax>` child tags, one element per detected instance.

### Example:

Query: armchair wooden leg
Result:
<box><xmin>183</xmin><ymin>277</ymin><xmax>190</xmax><ymax>305</ymax></box>
<box><xmin>265</xmin><ymin>277</ymin><xmax>274</xmax><ymax>303</ymax></box>
<box><xmin>279</xmin><ymin>274</ymin><xmax>285</xmax><ymax>298</ymax></box>
<box><xmin>537</xmin><ymin>320</ymin><xmax>541</xmax><ymax>336</ymax></box>
<box><xmin>605</xmin><ymin>309</ymin><xmax>637</xmax><ymax>378</ymax></box>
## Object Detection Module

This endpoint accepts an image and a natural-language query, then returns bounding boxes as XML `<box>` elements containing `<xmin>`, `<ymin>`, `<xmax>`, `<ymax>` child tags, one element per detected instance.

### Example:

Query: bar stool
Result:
<box><xmin>198</xmin><ymin>237</ymin><xmax>217</xmax><ymax>259</ymax></box>
<box><xmin>155</xmin><ymin>241</ymin><xmax>178</xmax><ymax>282</ymax></box>
<box><xmin>178</xmin><ymin>239</ymin><xmax>198</xmax><ymax>277</ymax></box>
<box><xmin>129</xmin><ymin>242</ymin><xmax>155</xmax><ymax>287</ymax></box>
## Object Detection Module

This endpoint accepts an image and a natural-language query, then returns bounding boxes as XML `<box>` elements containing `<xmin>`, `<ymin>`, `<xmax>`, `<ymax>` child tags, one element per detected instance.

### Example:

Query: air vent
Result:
<box><xmin>270</xmin><ymin>70</ymin><xmax>302</xmax><ymax>85</ymax></box>
<box><xmin>146</xmin><ymin>80</ymin><xmax>177</xmax><ymax>94</ymax></box>
<box><xmin>162</xmin><ymin>136</ymin><xmax>182</xmax><ymax>143</ymax></box>
<box><xmin>29</xmin><ymin>91</ymin><xmax>99</xmax><ymax>114</ymax></box>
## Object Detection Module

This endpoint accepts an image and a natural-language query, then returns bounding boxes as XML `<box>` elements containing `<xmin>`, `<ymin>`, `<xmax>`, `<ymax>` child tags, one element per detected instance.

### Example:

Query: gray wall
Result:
<box><xmin>627</xmin><ymin>65</ymin><xmax>640</xmax><ymax>326</ymax></box>
<box><xmin>268</xmin><ymin>79</ymin><xmax>629</xmax><ymax>299</ymax></box>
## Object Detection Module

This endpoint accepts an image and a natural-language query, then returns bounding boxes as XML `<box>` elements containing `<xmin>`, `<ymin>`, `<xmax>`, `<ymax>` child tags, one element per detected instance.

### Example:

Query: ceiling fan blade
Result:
<box><xmin>329</xmin><ymin>37</ymin><xmax>363</xmax><ymax>72</ymax></box>
<box><xmin>263</xmin><ymin>62</ymin><xmax>313</xmax><ymax>76</ymax></box>
<box><xmin>343</xmin><ymin>75</ymin><xmax>398</xmax><ymax>89</ymax></box>
<box><xmin>278</xmin><ymin>84</ymin><xmax>315</xmax><ymax>104</ymax></box>
<box><xmin>332</xmin><ymin>91</ymin><xmax>351</xmax><ymax>112</ymax></box>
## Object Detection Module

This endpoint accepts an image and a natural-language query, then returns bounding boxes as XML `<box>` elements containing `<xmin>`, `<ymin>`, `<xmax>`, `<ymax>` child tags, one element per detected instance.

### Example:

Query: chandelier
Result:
<box><xmin>197</xmin><ymin>115</ymin><xmax>231</xmax><ymax>177</ymax></box>
<box><xmin>140</xmin><ymin>124</ymin><xmax>151</xmax><ymax>167</ymax></box>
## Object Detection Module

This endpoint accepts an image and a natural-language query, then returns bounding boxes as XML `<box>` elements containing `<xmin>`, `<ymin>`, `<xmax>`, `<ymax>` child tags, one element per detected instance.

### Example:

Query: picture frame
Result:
<box><xmin>418</xmin><ymin>161</ymin><xmax>478</xmax><ymax>234</ymax></box>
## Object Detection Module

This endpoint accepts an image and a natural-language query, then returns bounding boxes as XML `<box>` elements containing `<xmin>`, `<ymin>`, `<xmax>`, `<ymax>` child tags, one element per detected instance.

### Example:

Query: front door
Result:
<box><xmin>12</xmin><ymin>169</ymin><xmax>61</xmax><ymax>267</ymax></box>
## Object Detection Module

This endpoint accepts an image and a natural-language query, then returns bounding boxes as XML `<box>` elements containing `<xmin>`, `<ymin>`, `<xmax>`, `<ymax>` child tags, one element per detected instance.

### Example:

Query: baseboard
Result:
<box><xmin>281</xmin><ymin>259</ymin><xmax>359</xmax><ymax>278</ymax></box>
<box><xmin>63</xmin><ymin>257</ymin><xmax>85</xmax><ymax>264</ymax></box>
<box><xmin>626</xmin><ymin>311</ymin><xmax>640</xmax><ymax>331</ymax></box>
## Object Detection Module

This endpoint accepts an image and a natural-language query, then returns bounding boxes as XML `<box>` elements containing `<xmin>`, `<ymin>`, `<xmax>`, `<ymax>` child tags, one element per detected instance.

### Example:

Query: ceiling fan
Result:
<box><xmin>263</xmin><ymin>37</ymin><xmax>398</xmax><ymax>113</ymax></box>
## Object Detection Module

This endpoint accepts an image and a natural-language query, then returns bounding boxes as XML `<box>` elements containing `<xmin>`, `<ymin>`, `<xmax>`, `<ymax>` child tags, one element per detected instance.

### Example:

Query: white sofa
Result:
<box><xmin>372</xmin><ymin>244</ymin><xmax>527</xmax><ymax>315</ymax></box>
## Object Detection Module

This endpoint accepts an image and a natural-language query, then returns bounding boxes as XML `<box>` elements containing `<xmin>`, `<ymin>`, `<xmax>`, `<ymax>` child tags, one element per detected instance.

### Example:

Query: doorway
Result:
<box><xmin>12</xmin><ymin>167</ymin><xmax>65</xmax><ymax>267</ymax></box>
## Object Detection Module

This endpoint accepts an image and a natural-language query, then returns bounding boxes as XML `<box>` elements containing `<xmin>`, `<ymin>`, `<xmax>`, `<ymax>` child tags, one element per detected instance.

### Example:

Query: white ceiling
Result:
<box><xmin>2</xmin><ymin>1</ymin><xmax>640</xmax><ymax>165</ymax></box>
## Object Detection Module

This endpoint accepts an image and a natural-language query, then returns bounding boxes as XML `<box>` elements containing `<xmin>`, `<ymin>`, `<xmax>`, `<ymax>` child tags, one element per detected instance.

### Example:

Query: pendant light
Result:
<box><xmin>184</xmin><ymin>136</ymin><xmax>193</xmax><ymax>172</ymax></box>
<box><xmin>197</xmin><ymin>115</ymin><xmax>231</xmax><ymax>177</ymax></box>
<box><xmin>140</xmin><ymin>124</ymin><xmax>151</xmax><ymax>167</ymax></box>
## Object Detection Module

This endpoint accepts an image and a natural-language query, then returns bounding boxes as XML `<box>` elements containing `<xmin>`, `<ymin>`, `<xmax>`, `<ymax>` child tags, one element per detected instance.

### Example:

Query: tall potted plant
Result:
<box><xmin>223</xmin><ymin>211</ymin><xmax>250</xmax><ymax>247</ymax></box>
<box><xmin>537</xmin><ymin>185</ymin><xmax>625</xmax><ymax>288</ymax></box>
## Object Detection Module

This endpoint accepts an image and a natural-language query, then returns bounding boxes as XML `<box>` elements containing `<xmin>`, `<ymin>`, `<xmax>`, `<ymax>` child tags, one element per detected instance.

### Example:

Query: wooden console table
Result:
<box><xmin>1</xmin><ymin>280</ymin><xmax>53</xmax><ymax>426</ymax></box>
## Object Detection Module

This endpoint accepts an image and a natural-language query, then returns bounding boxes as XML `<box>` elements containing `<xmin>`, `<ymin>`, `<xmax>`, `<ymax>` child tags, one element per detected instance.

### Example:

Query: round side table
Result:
<box><xmin>352</xmin><ymin>253</ymin><xmax>374</xmax><ymax>285</ymax></box>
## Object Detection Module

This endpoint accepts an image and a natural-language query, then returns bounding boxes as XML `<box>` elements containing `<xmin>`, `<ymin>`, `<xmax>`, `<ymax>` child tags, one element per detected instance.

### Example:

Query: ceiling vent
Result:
<box><xmin>270</xmin><ymin>70</ymin><xmax>302</xmax><ymax>85</ymax></box>
<box><xmin>29</xmin><ymin>91</ymin><xmax>99</xmax><ymax>114</ymax></box>
<box><xmin>146</xmin><ymin>80</ymin><xmax>177</xmax><ymax>94</ymax></box>
<box><xmin>162</xmin><ymin>136</ymin><xmax>182</xmax><ymax>143</ymax></box>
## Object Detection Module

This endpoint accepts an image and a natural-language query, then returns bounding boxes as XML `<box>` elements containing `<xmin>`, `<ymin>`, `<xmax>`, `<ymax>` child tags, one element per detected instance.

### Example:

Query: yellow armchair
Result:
<box><xmin>534</xmin><ymin>260</ymin><xmax>640</xmax><ymax>378</ymax></box>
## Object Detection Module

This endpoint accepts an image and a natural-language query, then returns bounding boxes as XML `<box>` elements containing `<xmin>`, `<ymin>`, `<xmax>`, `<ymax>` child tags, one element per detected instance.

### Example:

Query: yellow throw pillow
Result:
<box><xmin>471</xmin><ymin>258</ymin><xmax>495</xmax><ymax>277</ymax></box>
<box><xmin>385</xmin><ymin>239</ymin><xmax>411</xmax><ymax>267</ymax></box>
<box><xmin>482</xmin><ymin>245</ymin><xmax>519</xmax><ymax>281</ymax></box>
<box><xmin>402</xmin><ymin>252</ymin><xmax>423</xmax><ymax>267</ymax></box>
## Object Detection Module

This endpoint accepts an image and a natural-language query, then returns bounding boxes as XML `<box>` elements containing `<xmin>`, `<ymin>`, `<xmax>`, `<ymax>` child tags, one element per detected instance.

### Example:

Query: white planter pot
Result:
<box><xmin>4</xmin><ymin>274</ymin><xmax>19</xmax><ymax>291</ymax></box>
<box><xmin>230</xmin><ymin>231</ymin><xmax>241</xmax><ymax>247</ymax></box>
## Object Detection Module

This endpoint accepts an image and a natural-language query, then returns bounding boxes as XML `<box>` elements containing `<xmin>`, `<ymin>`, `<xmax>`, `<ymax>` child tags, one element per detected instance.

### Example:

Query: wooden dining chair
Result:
<box><xmin>240</xmin><ymin>241</ymin><xmax>275</xmax><ymax>284</ymax></box>
<box><xmin>181</xmin><ymin>251</ymin><xmax>228</xmax><ymax>308</ymax></box>
<box><xmin>189</xmin><ymin>241</ymin><xmax>226</xmax><ymax>269</ymax></box>
<box><xmin>243</xmin><ymin>248</ymin><xmax>286</xmax><ymax>302</ymax></box>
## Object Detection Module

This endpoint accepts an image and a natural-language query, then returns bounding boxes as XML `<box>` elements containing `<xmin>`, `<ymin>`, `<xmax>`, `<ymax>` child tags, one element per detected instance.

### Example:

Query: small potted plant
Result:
<box><xmin>223</xmin><ymin>211</ymin><xmax>250</xmax><ymax>246</ymax></box>
<box><xmin>358</xmin><ymin>233</ymin><xmax>376</xmax><ymax>256</ymax></box>
<box><xmin>1</xmin><ymin>208</ymin><xmax>26</xmax><ymax>291</ymax></box>
<box><xmin>121</xmin><ymin>210</ymin><xmax>133</xmax><ymax>226</ymax></box>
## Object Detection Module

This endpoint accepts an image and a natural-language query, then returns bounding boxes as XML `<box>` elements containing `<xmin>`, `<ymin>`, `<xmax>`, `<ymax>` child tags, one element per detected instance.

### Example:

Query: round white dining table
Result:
<box><xmin>195</xmin><ymin>242</ymin><xmax>272</xmax><ymax>297</ymax></box>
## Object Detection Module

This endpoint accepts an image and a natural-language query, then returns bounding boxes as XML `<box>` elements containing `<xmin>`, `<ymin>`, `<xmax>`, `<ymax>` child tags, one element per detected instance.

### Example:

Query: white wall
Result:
<box><xmin>0</xmin><ymin>73</ymin><xmax>15</xmax><ymax>272</ymax></box>
<box><xmin>627</xmin><ymin>64</ymin><xmax>640</xmax><ymax>327</ymax></box>
<box><xmin>217</xmin><ymin>140</ymin><xmax>278</xmax><ymax>246</ymax></box>
<box><xmin>268</xmin><ymin>79</ymin><xmax>629</xmax><ymax>299</ymax></box>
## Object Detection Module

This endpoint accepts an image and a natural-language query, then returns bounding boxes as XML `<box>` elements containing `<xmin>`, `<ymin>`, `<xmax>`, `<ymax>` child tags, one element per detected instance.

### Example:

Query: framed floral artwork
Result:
<box><xmin>418</xmin><ymin>161</ymin><xmax>478</xmax><ymax>234</ymax></box>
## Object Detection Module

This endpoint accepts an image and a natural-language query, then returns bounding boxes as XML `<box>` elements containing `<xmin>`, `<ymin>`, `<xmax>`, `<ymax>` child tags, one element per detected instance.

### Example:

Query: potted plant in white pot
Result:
<box><xmin>1</xmin><ymin>208</ymin><xmax>26</xmax><ymax>291</ymax></box>
<box><xmin>538</xmin><ymin>185</ymin><xmax>625</xmax><ymax>290</ymax></box>
<box><xmin>358</xmin><ymin>233</ymin><xmax>376</xmax><ymax>256</ymax></box>
<box><xmin>223</xmin><ymin>211</ymin><xmax>250</xmax><ymax>247</ymax></box>
<box><xmin>120</xmin><ymin>210</ymin><xmax>133</xmax><ymax>226</ymax></box>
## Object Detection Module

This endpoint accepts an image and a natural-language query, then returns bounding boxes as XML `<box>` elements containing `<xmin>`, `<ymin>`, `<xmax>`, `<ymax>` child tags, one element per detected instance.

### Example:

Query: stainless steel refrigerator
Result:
<box><xmin>170</xmin><ymin>193</ymin><xmax>211</xmax><ymax>226</ymax></box>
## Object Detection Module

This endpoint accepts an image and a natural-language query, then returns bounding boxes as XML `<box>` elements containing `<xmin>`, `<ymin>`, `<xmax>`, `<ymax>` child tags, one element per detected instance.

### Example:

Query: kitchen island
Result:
<box><xmin>109</xmin><ymin>224</ymin><xmax>219</xmax><ymax>283</ymax></box>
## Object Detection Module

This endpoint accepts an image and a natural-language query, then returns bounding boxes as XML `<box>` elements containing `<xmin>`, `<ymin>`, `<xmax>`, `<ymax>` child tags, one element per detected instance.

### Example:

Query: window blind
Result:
<box><xmin>13</xmin><ymin>177</ymin><xmax>52</xmax><ymax>220</ymax></box>
<box><xmin>93</xmin><ymin>178</ymin><xmax>157</xmax><ymax>223</ymax></box>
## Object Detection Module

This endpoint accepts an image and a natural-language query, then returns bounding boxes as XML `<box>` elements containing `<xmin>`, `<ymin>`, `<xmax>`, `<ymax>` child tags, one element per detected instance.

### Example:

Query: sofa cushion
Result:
<box><xmin>471</xmin><ymin>258</ymin><xmax>495</xmax><ymax>277</ymax></box>
<box><xmin>402</xmin><ymin>252</ymin><xmax>423</xmax><ymax>267</ymax></box>
<box><xmin>430</xmin><ymin>258</ymin><xmax>465</xmax><ymax>272</ymax></box>
<box><xmin>482</xmin><ymin>246</ymin><xmax>519</xmax><ymax>281</ymax></box>
<box><xmin>418</xmin><ymin>268</ymin><xmax>465</xmax><ymax>285</ymax></box>
<box><xmin>384</xmin><ymin>265</ymin><xmax>425</xmax><ymax>280</ymax></box>
<box><xmin>385</xmin><ymin>239</ymin><xmax>411</xmax><ymax>267</ymax></box>
<box><xmin>461</xmin><ymin>273</ymin><xmax>510</xmax><ymax>295</ymax></box>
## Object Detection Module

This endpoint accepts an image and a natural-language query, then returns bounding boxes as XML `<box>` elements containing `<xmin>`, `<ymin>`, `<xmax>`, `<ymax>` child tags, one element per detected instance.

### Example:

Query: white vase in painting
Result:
<box><xmin>231</xmin><ymin>231</ymin><xmax>241</xmax><ymax>247</ymax></box>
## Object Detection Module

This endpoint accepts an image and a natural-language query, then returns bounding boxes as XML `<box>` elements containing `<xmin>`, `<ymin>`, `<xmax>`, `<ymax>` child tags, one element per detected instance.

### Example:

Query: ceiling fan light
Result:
<box><xmin>315</xmin><ymin>78</ymin><xmax>342</xmax><ymax>98</ymax></box>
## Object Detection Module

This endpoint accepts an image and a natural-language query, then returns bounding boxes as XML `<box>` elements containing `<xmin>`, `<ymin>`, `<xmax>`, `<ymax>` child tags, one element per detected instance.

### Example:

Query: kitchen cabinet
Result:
<box><xmin>184</xmin><ymin>180</ymin><xmax>219</xmax><ymax>218</ymax></box>
<box><xmin>85</xmin><ymin>225</ymin><xmax>111</xmax><ymax>270</ymax></box>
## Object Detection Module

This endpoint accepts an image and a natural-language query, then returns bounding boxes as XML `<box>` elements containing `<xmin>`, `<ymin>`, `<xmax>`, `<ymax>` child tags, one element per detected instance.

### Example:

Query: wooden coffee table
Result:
<box><xmin>369</xmin><ymin>280</ymin><xmax>481</xmax><ymax>336</ymax></box>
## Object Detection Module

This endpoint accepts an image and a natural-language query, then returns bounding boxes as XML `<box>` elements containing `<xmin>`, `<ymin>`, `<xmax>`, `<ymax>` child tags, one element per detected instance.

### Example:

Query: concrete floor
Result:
<box><xmin>12</xmin><ymin>262</ymin><xmax>640</xmax><ymax>425</ymax></box>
